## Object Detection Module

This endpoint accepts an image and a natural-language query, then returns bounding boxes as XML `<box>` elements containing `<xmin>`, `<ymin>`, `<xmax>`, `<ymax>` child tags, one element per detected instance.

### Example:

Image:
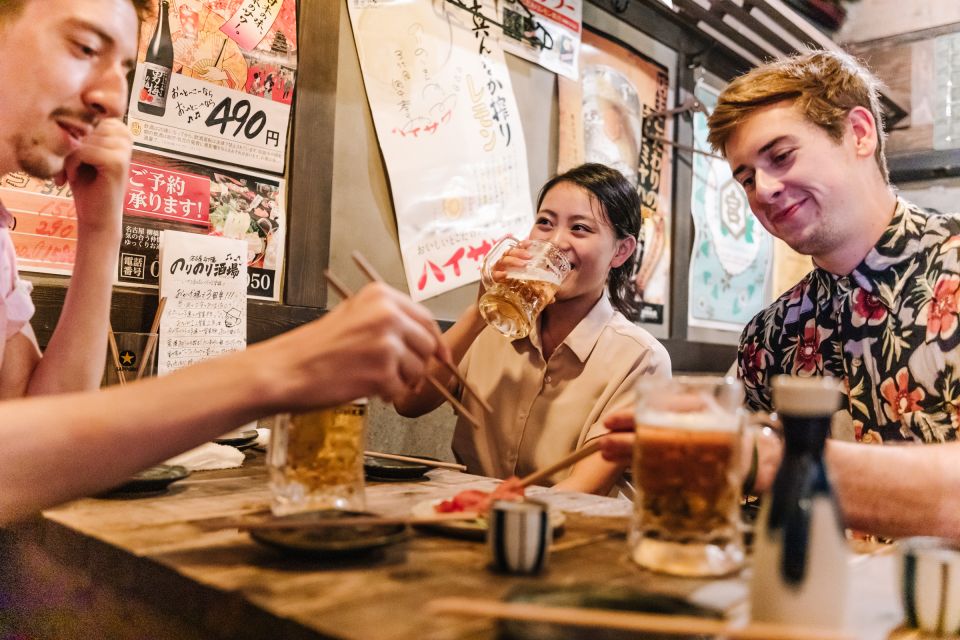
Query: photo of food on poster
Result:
<box><xmin>119</xmin><ymin>149</ymin><xmax>285</xmax><ymax>301</ymax></box>
<box><xmin>127</xmin><ymin>0</ymin><xmax>297</xmax><ymax>174</ymax></box>
<box><xmin>558</xmin><ymin>27</ymin><xmax>674</xmax><ymax>327</ymax></box>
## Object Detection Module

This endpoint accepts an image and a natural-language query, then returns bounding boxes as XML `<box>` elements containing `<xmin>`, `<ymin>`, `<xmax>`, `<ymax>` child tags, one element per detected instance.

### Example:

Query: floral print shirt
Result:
<box><xmin>738</xmin><ymin>198</ymin><xmax>960</xmax><ymax>444</ymax></box>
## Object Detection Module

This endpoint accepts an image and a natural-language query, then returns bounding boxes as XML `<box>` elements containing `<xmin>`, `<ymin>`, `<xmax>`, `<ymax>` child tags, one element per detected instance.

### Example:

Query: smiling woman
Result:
<box><xmin>392</xmin><ymin>163</ymin><xmax>671</xmax><ymax>497</ymax></box>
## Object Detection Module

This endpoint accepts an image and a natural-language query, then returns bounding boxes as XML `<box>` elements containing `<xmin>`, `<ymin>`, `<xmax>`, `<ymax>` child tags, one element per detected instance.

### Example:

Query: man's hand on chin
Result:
<box><xmin>61</xmin><ymin>117</ymin><xmax>132</xmax><ymax>237</ymax></box>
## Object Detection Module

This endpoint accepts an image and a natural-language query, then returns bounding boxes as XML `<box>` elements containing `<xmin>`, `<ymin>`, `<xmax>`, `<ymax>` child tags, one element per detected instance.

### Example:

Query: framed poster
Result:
<box><xmin>558</xmin><ymin>27</ymin><xmax>673</xmax><ymax>326</ymax></box>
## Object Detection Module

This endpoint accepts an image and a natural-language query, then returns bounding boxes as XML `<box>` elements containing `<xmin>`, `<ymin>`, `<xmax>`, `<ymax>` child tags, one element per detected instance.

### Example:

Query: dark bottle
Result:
<box><xmin>137</xmin><ymin>0</ymin><xmax>174</xmax><ymax>117</ymax></box>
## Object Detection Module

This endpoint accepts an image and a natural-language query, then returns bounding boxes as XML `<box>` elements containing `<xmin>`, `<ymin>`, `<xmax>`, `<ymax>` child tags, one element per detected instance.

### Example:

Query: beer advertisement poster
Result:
<box><xmin>127</xmin><ymin>0</ymin><xmax>298</xmax><ymax>175</ymax></box>
<box><xmin>688</xmin><ymin>81</ymin><xmax>773</xmax><ymax>332</ymax></box>
<box><xmin>119</xmin><ymin>149</ymin><xmax>286</xmax><ymax>301</ymax></box>
<box><xmin>346</xmin><ymin>0</ymin><xmax>533</xmax><ymax>301</ymax></box>
<box><xmin>558</xmin><ymin>27</ymin><xmax>674</xmax><ymax>328</ymax></box>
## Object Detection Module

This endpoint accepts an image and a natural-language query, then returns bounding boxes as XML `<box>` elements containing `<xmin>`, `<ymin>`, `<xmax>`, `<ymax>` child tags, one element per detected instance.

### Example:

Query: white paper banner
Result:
<box><xmin>158</xmin><ymin>231</ymin><xmax>247</xmax><ymax>375</ymax></box>
<box><xmin>347</xmin><ymin>0</ymin><xmax>533</xmax><ymax>300</ymax></box>
<box><xmin>128</xmin><ymin>69</ymin><xmax>290</xmax><ymax>174</ymax></box>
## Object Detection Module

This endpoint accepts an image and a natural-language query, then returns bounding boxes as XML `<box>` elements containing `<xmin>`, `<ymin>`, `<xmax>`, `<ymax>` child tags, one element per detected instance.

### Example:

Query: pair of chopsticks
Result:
<box><xmin>106</xmin><ymin>297</ymin><xmax>167</xmax><ymax>386</ymax></box>
<box><xmin>322</xmin><ymin>251</ymin><xmax>491</xmax><ymax>430</ymax></box>
<box><xmin>364</xmin><ymin>451</ymin><xmax>467</xmax><ymax>472</ymax></box>
<box><xmin>517</xmin><ymin>440</ymin><xmax>601</xmax><ymax>488</ymax></box>
<box><xmin>426</xmin><ymin>598</ymin><xmax>855</xmax><ymax>640</ymax></box>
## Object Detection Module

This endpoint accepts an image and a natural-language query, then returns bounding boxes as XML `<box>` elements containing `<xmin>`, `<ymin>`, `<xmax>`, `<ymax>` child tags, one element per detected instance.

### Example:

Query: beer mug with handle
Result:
<box><xmin>478</xmin><ymin>237</ymin><xmax>571</xmax><ymax>340</ymax></box>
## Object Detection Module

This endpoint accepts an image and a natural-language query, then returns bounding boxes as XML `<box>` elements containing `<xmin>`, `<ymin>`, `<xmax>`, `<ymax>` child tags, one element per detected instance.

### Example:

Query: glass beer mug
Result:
<box><xmin>268</xmin><ymin>400</ymin><xmax>367</xmax><ymax>515</ymax></box>
<box><xmin>631</xmin><ymin>376</ymin><xmax>746</xmax><ymax>577</ymax></box>
<box><xmin>477</xmin><ymin>237</ymin><xmax>571</xmax><ymax>340</ymax></box>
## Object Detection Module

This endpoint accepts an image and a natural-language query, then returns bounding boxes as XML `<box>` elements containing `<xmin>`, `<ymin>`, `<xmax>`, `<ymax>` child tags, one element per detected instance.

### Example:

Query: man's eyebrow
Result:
<box><xmin>732</xmin><ymin>135</ymin><xmax>788</xmax><ymax>178</ymax></box>
<box><xmin>64</xmin><ymin>18</ymin><xmax>137</xmax><ymax>70</ymax></box>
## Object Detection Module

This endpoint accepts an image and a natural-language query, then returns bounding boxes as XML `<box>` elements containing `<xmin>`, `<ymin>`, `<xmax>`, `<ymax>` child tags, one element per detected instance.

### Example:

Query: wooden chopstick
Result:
<box><xmin>136</xmin><ymin>296</ymin><xmax>166</xmax><ymax>380</ymax></box>
<box><xmin>364</xmin><ymin>451</ymin><xmax>467</xmax><ymax>472</ymax></box>
<box><xmin>350</xmin><ymin>250</ymin><xmax>495</xmax><ymax>416</ymax></box>
<box><xmin>323</xmin><ymin>270</ymin><xmax>483</xmax><ymax>430</ymax></box>
<box><xmin>107</xmin><ymin>323</ymin><xmax>126</xmax><ymax>386</ymax></box>
<box><xmin>518</xmin><ymin>440</ymin><xmax>602</xmax><ymax>488</ymax></box>
<box><xmin>235</xmin><ymin>511</ymin><xmax>481</xmax><ymax>532</ymax></box>
<box><xmin>425</xmin><ymin>597</ymin><xmax>855</xmax><ymax>640</ymax></box>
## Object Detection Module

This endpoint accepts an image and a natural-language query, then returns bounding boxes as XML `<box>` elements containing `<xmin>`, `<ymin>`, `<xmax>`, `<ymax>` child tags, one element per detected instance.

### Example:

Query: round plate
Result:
<box><xmin>249</xmin><ymin>510</ymin><xmax>408</xmax><ymax>557</ymax></box>
<box><xmin>363</xmin><ymin>455</ymin><xmax>434</xmax><ymax>480</ymax></box>
<box><xmin>410</xmin><ymin>498</ymin><xmax>566</xmax><ymax>541</ymax></box>
<box><xmin>107</xmin><ymin>464</ymin><xmax>190</xmax><ymax>494</ymax></box>
<box><xmin>499</xmin><ymin>584</ymin><xmax>722</xmax><ymax>640</ymax></box>
<box><xmin>214</xmin><ymin>430</ymin><xmax>259</xmax><ymax>447</ymax></box>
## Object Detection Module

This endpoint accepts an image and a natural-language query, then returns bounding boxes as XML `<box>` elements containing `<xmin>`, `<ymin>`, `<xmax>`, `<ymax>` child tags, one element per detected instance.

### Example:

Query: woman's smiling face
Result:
<box><xmin>528</xmin><ymin>181</ymin><xmax>634</xmax><ymax>304</ymax></box>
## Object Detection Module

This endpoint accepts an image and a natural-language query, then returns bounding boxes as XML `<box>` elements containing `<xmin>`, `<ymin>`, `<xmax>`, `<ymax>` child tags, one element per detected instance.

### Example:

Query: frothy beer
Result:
<box><xmin>479</xmin><ymin>271</ymin><xmax>562</xmax><ymax>340</ymax></box>
<box><xmin>631</xmin><ymin>406</ymin><xmax>744</xmax><ymax>576</ymax></box>
<box><xmin>268</xmin><ymin>403</ymin><xmax>366</xmax><ymax>514</ymax></box>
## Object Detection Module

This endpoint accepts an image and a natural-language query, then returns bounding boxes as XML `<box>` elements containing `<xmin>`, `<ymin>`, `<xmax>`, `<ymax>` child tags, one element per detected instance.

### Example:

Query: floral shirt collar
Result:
<box><xmin>739</xmin><ymin>198</ymin><xmax>960</xmax><ymax>445</ymax></box>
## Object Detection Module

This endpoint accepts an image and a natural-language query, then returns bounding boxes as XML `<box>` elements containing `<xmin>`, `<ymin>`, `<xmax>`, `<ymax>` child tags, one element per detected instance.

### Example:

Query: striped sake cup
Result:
<box><xmin>488</xmin><ymin>499</ymin><xmax>551</xmax><ymax>575</ymax></box>
<box><xmin>901</xmin><ymin>537</ymin><xmax>960</xmax><ymax>636</ymax></box>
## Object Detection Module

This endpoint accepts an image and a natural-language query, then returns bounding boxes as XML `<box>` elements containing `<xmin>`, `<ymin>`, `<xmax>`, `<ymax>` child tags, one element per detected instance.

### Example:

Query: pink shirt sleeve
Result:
<box><xmin>0</xmin><ymin>205</ymin><xmax>36</xmax><ymax>369</ymax></box>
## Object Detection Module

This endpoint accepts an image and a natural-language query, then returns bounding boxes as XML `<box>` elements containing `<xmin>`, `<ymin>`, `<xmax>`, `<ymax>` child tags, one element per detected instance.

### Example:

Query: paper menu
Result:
<box><xmin>158</xmin><ymin>230</ymin><xmax>247</xmax><ymax>375</ymax></box>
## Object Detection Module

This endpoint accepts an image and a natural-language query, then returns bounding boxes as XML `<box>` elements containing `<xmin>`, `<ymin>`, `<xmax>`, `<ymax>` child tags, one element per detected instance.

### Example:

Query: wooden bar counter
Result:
<box><xmin>0</xmin><ymin>452</ymin><xmax>904</xmax><ymax>640</ymax></box>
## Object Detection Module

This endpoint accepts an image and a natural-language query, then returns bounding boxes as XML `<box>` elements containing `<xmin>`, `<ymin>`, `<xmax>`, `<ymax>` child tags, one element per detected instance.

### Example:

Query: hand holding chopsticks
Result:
<box><xmin>350</xmin><ymin>251</ymin><xmax>494</xmax><ymax>415</ymax></box>
<box><xmin>323</xmin><ymin>269</ymin><xmax>483</xmax><ymax>430</ymax></box>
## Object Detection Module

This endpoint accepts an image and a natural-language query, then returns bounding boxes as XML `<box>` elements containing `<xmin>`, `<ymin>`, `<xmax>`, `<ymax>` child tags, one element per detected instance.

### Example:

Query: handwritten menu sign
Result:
<box><xmin>347</xmin><ymin>0</ymin><xmax>532</xmax><ymax>301</ymax></box>
<box><xmin>129</xmin><ymin>0</ymin><xmax>298</xmax><ymax>174</ymax></box>
<box><xmin>158</xmin><ymin>231</ymin><xmax>247</xmax><ymax>375</ymax></box>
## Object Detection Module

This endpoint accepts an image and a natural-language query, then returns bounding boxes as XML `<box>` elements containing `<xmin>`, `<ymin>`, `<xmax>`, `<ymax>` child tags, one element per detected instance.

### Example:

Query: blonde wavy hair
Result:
<box><xmin>706</xmin><ymin>50</ymin><xmax>889</xmax><ymax>184</ymax></box>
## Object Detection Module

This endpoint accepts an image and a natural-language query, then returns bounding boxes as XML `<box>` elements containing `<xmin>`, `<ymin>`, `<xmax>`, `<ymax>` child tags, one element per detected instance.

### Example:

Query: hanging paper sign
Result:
<box><xmin>348</xmin><ymin>0</ymin><xmax>533</xmax><ymax>300</ymax></box>
<box><xmin>498</xmin><ymin>0</ymin><xmax>582</xmax><ymax>80</ymax></box>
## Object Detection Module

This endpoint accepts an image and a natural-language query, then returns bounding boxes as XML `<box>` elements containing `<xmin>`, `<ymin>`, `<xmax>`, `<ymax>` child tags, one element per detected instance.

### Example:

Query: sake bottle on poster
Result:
<box><xmin>138</xmin><ymin>0</ymin><xmax>174</xmax><ymax>117</ymax></box>
<box><xmin>750</xmin><ymin>375</ymin><xmax>850</xmax><ymax>630</ymax></box>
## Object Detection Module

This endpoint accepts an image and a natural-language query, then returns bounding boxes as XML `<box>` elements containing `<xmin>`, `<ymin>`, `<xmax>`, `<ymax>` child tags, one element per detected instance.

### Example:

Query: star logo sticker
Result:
<box><xmin>119</xmin><ymin>350</ymin><xmax>136</xmax><ymax>367</ymax></box>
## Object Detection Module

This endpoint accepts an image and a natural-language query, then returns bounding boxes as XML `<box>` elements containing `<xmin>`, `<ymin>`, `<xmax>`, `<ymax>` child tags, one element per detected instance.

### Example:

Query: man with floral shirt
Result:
<box><xmin>705</xmin><ymin>49</ymin><xmax>959</xmax><ymax>536</ymax></box>
<box><xmin>599</xmin><ymin>50</ymin><xmax>960</xmax><ymax>539</ymax></box>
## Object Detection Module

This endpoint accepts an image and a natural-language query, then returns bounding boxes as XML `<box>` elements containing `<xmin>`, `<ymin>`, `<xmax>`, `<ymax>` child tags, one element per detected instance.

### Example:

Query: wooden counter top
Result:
<box><xmin>0</xmin><ymin>452</ymin><xmax>903</xmax><ymax>640</ymax></box>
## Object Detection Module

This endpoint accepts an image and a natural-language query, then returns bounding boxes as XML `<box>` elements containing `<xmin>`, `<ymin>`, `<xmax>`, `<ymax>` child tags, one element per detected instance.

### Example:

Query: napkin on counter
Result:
<box><xmin>164</xmin><ymin>442</ymin><xmax>245</xmax><ymax>471</ymax></box>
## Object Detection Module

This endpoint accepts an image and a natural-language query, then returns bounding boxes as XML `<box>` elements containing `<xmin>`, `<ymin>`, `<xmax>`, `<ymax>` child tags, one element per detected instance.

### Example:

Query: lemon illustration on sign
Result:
<box><xmin>130</xmin><ymin>121</ymin><xmax>142</xmax><ymax>136</ymax></box>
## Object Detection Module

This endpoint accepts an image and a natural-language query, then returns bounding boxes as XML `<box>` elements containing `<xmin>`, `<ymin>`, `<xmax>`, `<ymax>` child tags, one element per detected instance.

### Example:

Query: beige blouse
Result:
<box><xmin>453</xmin><ymin>296</ymin><xmax>670</xmax><ymax>483</ymax></box>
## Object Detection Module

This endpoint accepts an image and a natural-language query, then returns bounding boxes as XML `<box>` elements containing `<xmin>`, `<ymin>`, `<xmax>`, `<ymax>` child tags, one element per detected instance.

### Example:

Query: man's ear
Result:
<box><xmin>611</xmin><ymin>235</ymin><xmax>637</xmax><ymax>269</ymax></box>
<box><xmin>847</xmin><ymin>106</ymin><xmax>878</xmax><ymax>159</ymax></box>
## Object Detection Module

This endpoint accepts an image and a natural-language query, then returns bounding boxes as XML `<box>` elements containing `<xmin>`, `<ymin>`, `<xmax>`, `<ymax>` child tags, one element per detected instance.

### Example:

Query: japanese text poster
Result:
<box><xmin>128</xmin><ymin>0</ymin><xmax>298</xmax><ymax>174</ymax></box>
<box><xmin>688</xmin><ymin>82</ymin><xmax>772</xmax><ymax>331</ymax></box>
<box><xmin>497</xmin><ymin>0</ymin><xmax>582</xmax><ymax>80</ymax></box>
<box><xmin>558</xmin><ymin>27</ymin><xmax>673</xmax><ymax>325</ymax></box>
<box><xmin>158</xmin><ymin>231</ymin><xmax>246</xmax><ymax>374</ymax></box>
<box><xmin>121</xmin><ymin>149</ymin><xmax>285</xmax><ymax>300</ymax></box>
<box><xmin>347</xmin><ymin>0</ymin><xmax>533</xmax><ymax>301</ymax></box>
